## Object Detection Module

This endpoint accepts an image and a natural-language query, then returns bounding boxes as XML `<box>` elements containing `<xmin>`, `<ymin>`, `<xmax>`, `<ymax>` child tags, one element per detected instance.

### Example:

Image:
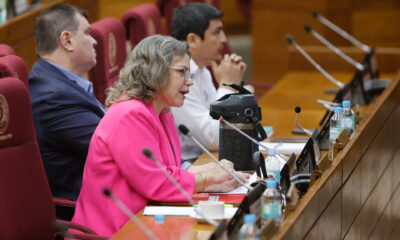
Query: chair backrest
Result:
<box><xmin>88</xmin><ymin>17</ymin><xmax>127</xmax><ymax>104</ymax></box>
<box><xmin>122</xmin><ymin>3</ymin><xmax>163</xmax><ymax>49</ymax></box>
<box><xmin>156</xmin><ymin>0</ymin><xmax>220</xmax><ymax>34</ymax></box>
<box><xmin>0</xmin><ymin>44</ymin><xmax>16</xmax><ymax>57</ymax></box>
<box><xmin>0</xmin><ymin>55</ymin><xmax>29</xmax><ymax>87</ymax></box>
<box><xmin>0</xmin><ymin>77</ymin><xmax>56</xmax><ymax>240</ymax></box>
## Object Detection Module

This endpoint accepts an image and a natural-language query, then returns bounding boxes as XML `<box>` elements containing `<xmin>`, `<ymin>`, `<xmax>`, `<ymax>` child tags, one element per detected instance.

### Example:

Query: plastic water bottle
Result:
<box><xmin>265</xmin><ymin>151</ymin><xmax>281</xmax><ymax>183</ymax></box>
<box><xmin>261</xmin><ymin>179</ymin><xmax>282</xmax><ymax>225</ymax></box>
<box><xmin>238</xmin><ymin>214</ymin><xmax>260</xmax><ymax>240</ymax></box>
<box><xmin>342</xmin><ymin>100</ymin><xmax>355</xmax><ymax>137</ymax></box>
<box><xmin>329</xmin><ymin>107</ymin><xmax>343</xmax><ymax>161</ymax></box>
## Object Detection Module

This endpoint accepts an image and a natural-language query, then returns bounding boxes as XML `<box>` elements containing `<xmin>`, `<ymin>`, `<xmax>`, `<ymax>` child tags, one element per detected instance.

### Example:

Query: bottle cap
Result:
<box><xmin>266</xmin><ymin>179</ymin><xmax>277</xmax><ymax>188</ymax></box>
<box><xmin>333</xmin><ymin>107</ymin><xmax>342</xmax><ymax>113</ymax></box>
<box><xmin>267</xmin><ymin>151</ymin><xmax>276</xmax><ymax>155</ymax></box>
<box><xmin>243</xmin><ymin>214</ymin><xmax>256</xmax><ymax>223</ymax></box>
<box><xmin>155</xmin><ymin>215</ymin><xmax>164</xmax><ymax>224</ymax></box>
<box><xmin>342</xmin><ymin>100</ymin><xmax>351</xmax><ymax>107</ymax></box>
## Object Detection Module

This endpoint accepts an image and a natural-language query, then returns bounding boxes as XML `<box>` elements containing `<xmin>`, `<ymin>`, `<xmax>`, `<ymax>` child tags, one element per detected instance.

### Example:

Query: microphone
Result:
<box><xmin>178</xmin><ymin>124</ymin><xmax>253</xmax><ymax>191</ymax></box>
<box><xmin>312</xmin><ymin>11</ymin><xmax>371</xmax><ymax>53</ymax></box>
<box><xmin>316</xmin><ymin>99</ymin><xmax>340</xmax><ymax>111</ymax></box>
<box><xmin>304</xmin><ymin>24</ymin><xmax>364</xmax><ymax>71</ymax></box>
<box><xmin>294</xmin><ymin>106</ymin><xmax>313</xmax><ymax>136</ymax></box>
<box><xmin>292</xmin><ymin>107</ymin><xmax>321</xmax><ymax>160</ymax></box>
<box><xmin>285</xmin><ymin>34</ymin><xmax>344</xmax><ymax>88</ymax></box>
<box><xmin>142</xmin><ymin>148</ymin><xmax>219</xmax><ymax>226</ymax></box>
<box><xmin>209</xmin><ymin>111</ymin><xmax>289</xmax><ymax>161</ymax></box>
<box><xmin>103</xmin><ymin>188</ymin><xmax>158</xmax><ymax>240</ymax></box>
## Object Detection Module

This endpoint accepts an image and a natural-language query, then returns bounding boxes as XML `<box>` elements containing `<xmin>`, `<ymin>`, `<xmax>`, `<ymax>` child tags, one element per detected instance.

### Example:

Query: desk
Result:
<box><xmin>111</xmin><ymin>70</ymin><xmax>400</xmax><ymax>239</ymax></box>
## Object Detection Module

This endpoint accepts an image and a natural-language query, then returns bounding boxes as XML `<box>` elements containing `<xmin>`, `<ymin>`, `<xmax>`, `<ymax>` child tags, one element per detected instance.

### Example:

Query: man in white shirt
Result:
<box><xmin>171</xmin><ymin>3</ymin><xmax>247</xmax><ymax>169</ymax></box>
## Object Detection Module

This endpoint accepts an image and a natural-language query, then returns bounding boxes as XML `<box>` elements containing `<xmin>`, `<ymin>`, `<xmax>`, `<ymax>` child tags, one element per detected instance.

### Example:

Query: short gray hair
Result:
<box><xmin>105</xmin><ymin>35</ymin><xmax>190</xmax><ymax>108</ymax></box>
<box><xmin>34</xmin><ymin>4</ymin><xmax>88</xmax><ymax>56</ymax></box>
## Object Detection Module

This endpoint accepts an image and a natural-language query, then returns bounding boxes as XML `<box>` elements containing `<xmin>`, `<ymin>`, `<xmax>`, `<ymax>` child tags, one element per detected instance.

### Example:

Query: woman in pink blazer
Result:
<box><xmin>72</xmin><ymin>35</ymin><xmax>248</xmax><ymax>236</ymax></box>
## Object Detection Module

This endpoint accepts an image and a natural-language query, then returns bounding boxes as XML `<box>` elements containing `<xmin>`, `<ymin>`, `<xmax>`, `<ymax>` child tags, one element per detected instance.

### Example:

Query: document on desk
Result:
<box><xmin>143</xmin><ymin>206</ymin><xmax>238</xmax><ymax>218</ymax></box>
<box><xmin>144</xmin><ymin>206</ymin><xmax>194</xmax><ymax>216</ymax></box>
<box><xmin>260</xmin><ymin>141</ymin><xmax>306</xmax><ymax>154</ymax></box>
<box><xmin>214</xmin><ymin>172</ymin><xmax>258</xmax><ymax>195</ymax></box>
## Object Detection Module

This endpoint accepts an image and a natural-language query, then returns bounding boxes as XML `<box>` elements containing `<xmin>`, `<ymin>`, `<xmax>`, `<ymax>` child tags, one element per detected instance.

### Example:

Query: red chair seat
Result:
<box><xmin>88</xmin><ymin>17</ymin><xmax>127</xmax><ymax>104</ymax></box>
<box><xmin>122</xmin><ymin>3</ymin><xmax>163</xmax><ymax>49</ymax></box>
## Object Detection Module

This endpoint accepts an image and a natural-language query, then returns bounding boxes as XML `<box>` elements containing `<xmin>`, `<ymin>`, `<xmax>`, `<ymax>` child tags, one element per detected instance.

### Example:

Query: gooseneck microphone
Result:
<box><xmin>142</xmin><ymin>148</ymin><xmax>219</xmax><ymax>227</ymax></box>
<box><xmin>317</xmin><ymin>99</ymin><xmax>340</xmax><ymax>111</ymax></box>
<box><xmin>103</xmin><ymin>188</ymin><xmax>158</xmax><ymax>240</ymax></box>
<box><xmin>312</xmin><ymin>11</ymin><xmax>371</xmax><ymax>53</ymax></box>
<box><xmin>304</xmin><ymin>25</ymin><xmax>364</xmax><ymax>71</ymax></box>
<box><xmin>209</xmin><ymin>111</ymin><xmax>289</xmax><ymax>161</ymax></box>
<box><xmin>178</xmin><ymin>124</ymin><xmax>253</xmax><ymax>191</ymax></box>
<box><xmin>294</xmin><ymin>106</ymin><xmax>313</xmax><ymax>136</ymax></box>
<box><xmin>285</xmin><ymin>34</ymin><xmax>344</xmax><ymax>88</ymax></box>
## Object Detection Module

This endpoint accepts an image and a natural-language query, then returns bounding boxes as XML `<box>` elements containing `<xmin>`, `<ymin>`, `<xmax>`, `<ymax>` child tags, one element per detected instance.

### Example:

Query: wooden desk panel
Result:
<box><xmin>308</xmin><ymin>190</ymin><xmax>342</xmax><ymax>239</ymax></box>
<box><xmin>274</xmin><ymin>71</ymin><xmax>400</xmax><ymax>239</ymax></box>
<box><xmin>110</xmin><ymin>215</ymin><xmax>212</xmax><ymax>240</ymax></box>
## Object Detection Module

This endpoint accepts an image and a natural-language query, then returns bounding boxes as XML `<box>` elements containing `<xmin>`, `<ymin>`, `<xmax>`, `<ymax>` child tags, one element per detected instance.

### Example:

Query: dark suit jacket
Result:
<box><xmin>29</xmin><ymin>58</ymin><xmax>105</xmax><ymax>200</ymax></box>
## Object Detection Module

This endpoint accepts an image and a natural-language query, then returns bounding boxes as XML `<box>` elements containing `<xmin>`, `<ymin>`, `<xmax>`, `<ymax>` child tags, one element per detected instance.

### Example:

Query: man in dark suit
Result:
<box><xmin>29</xmin><ymin>4</ymin><xmax>105</xmax><ymax>200</ymax></box>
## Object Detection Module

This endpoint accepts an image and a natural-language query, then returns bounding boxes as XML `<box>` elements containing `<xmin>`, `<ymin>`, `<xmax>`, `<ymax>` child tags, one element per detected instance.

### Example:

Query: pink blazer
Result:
<box><xmin>72</xmin><ymin>98</ymin><xmax>195</xmax><ymax>236</ymax></box>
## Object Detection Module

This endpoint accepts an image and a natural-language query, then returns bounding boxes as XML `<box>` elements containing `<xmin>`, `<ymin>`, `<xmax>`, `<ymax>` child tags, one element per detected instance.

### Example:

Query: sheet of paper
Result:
<box><xmin>260</xmin><ymin>142</ymin><xmax>305</xmax><ymax>154</ymax></box>
<box><xmin>144</xmin><ymin>206</ymin><xmax>194</xmax><ymax>216</ymax></box>
<box><xmin>143</xmin><ymin>206</ymin><xmax>238</xmax><ymax>218</ymax></box>
<box><xmin>215</xmin><ymin>172</ymin><xmax>258</xmax><ymax>195</ymax></box>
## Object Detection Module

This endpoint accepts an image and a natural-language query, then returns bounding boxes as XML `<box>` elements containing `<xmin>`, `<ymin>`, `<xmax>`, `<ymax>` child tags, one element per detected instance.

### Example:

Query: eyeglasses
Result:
<box><xmin>169</xmin><ymin>67</ymin><xmax>194</xmax><ymax>84</ymax></box>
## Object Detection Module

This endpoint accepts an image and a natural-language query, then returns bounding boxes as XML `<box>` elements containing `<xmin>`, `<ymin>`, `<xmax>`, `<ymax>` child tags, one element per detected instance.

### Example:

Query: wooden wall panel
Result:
<box><xmin>253</xmin><ymin>0</ymin><xmax>400</xmax><ymax>84</ymax></box>
<box><xmin>220</xmin><ymin>0</ymin><xmax>249</xmax><ymax>34</ymax></box>
<box><xmin>352</xmin><ymin>0</ymin><xmax>400</xmax><ymax>10</ymax></box>
<box><xmin>97</xmin><ymin>0</ymin><xmax>149</xmax><ymax>20</ymax></box>
<box><xmin>252</xmin><ymin>0</ymin><xmax>352</xmax><ymax>84</ymax></box>
<box><xmin>352</xmin><ymin>9</ymin><xmax>400</xmax><ymax>48</ymax></box>
<box><xmin>0</xmin><ymin>0</ymin><xmax>99</xmax><ymax>72</ymax></box>
<box><xmin>287</xmin><ymin>46</ymin><xmax>400</xmax><ymax>73</ymax></box>
<box><xmin>96</xmin><ymin>0</ymin><xmax>251</xmax><ymax>35</ymax></box>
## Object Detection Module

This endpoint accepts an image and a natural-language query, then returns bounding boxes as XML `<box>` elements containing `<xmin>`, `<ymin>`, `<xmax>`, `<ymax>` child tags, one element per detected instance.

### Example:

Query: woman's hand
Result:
<box><xmin>205</xmin><ymin>171</ymin><xmax>251</xmax><ymax>193</ymax></box>
<box><xmin>191</xmin><ymin>160</ymin><xmax>251</xmax><ymax>193</ymax></box>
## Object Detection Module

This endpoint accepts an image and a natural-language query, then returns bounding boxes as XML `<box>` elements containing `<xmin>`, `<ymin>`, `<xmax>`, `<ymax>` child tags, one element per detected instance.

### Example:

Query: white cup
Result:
<box><xmin>198</xmin><ymin>201</ymin><xmax>225</xmax><ymax>219</ymax></box>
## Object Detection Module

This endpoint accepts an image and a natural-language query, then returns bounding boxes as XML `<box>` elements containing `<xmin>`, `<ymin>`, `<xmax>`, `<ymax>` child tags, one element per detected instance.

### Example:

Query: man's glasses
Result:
<box><xmin>169</xmin><ymin>67</ymin><xmax>194</xmax><ymax>84</ymax></box>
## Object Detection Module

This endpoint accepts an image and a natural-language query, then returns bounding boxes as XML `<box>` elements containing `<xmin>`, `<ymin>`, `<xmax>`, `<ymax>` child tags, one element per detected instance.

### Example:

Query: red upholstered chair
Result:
<box><xmin>0</xmin><ymin>77</ymin><xmax>107</xmax><ymax>240</ymax></box>
<box><xmin>122</xmin><ymin>3</ymin><xmax>163</xmax><ymax>50</ymax></box>
<box><xmin>0</xmin><ymin>56</ymin><xmax>77</xmax><ymax>220</ymax></box>
<box><xmin>237</xmin><ymin>0</ymin><xmax>251</xmax><ymax>18</ymax></box>
<box><xmin>0</xmin><ymin>55</ymin><xmax>29</xmax><ymax>87</ymax></box>
<box><xmin>88</xmin><ymin>17</ymin><xmax>127</xmax><ymax>104</ymax></box>
<box><xmin>0</xmin><ymin>44</ymin><xmax>15</xmax><ymax>57</ymax></box>
<box><xmin>156</xmin><ymin>0</ymin><xmax>220</xmax><ymax>34</ymax></box>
